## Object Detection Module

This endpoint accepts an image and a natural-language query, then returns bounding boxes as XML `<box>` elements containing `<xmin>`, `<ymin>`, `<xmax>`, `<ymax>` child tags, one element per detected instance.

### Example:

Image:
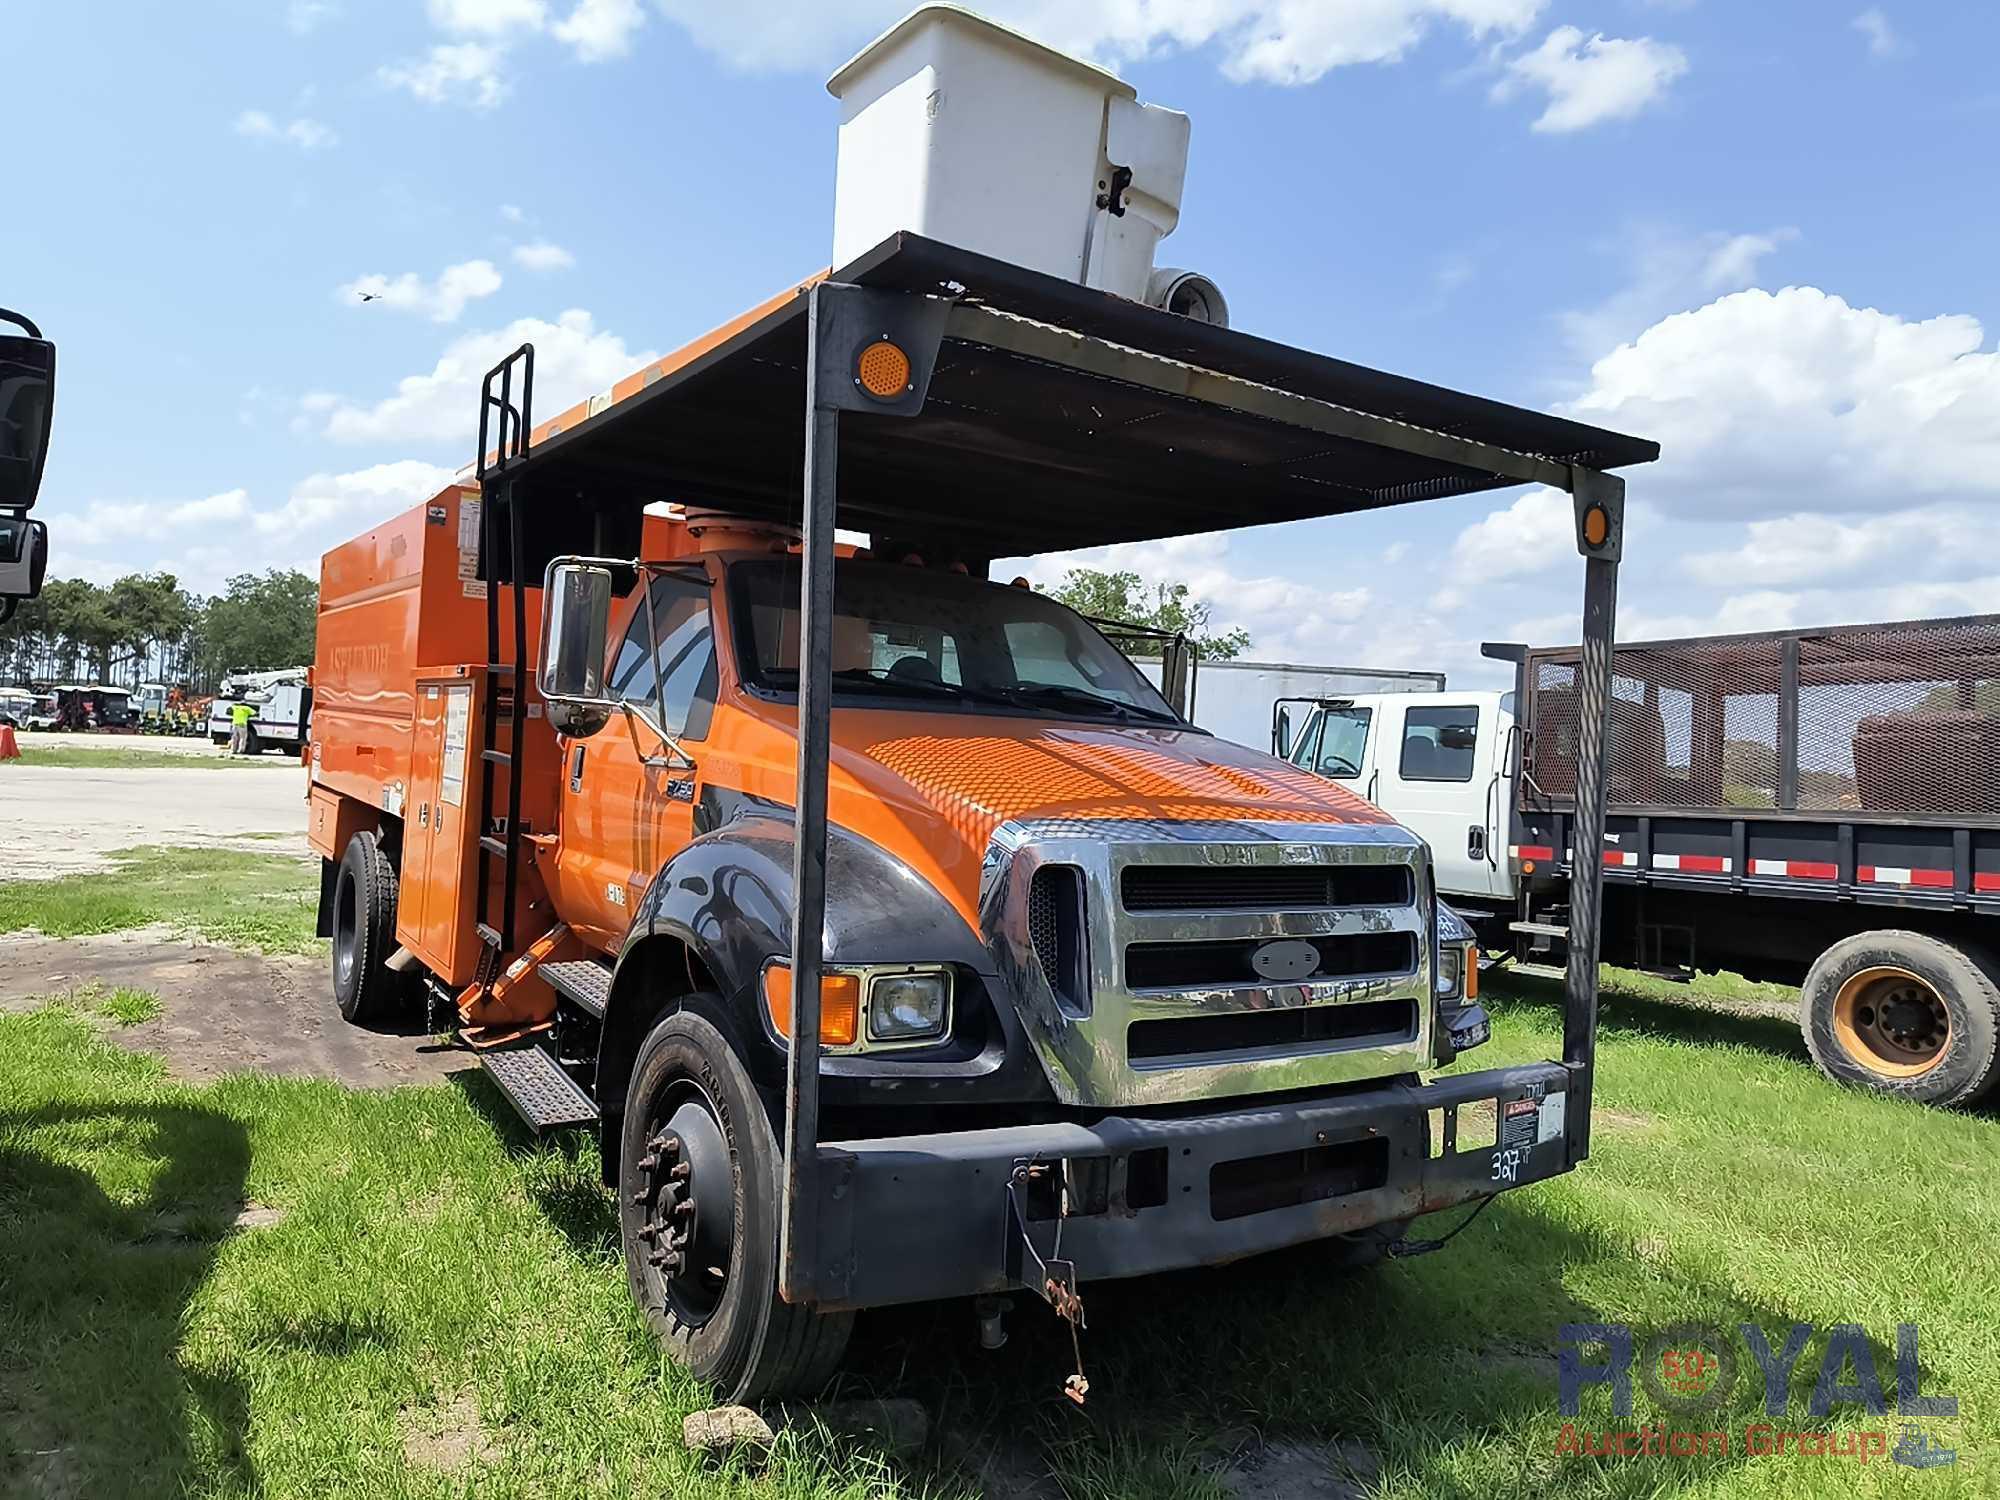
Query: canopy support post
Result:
<box><xmin>1562</xmin><ymin>466</ymin><xmax>1623</xmax><ymax>1167</ymax></box>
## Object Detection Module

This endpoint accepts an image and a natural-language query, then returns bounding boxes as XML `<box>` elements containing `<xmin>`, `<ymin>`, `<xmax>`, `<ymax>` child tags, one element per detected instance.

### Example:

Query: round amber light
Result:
<box><xmin>856</xmin><ymin>339</ymin><xmax>911</xmax><ymax>399</ymax></box>
<box><xmin>1582</xmin><ymin>504</ymin><xmax>1610</xmax><ymax>548</ymax></box>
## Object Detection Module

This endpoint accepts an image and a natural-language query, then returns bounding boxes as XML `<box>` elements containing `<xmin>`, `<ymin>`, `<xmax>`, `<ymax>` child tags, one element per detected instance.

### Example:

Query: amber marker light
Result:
<box><xmin>856</xmin><ymin>339</ymin><xmax>911</xmax><ymax>400</ymax></box>
<box><xmin>763</xmin><ymin>964</ymin><xmax>861</xmax><ymax>1047</ymax></box>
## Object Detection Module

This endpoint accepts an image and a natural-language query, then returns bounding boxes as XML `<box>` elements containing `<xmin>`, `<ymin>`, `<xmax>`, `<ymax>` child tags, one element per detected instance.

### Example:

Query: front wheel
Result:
<box><xmin>619</xmin><ymin>1002</ymin><xmax>853</xmax><ymax>1402</ymax></box>
<box><xmin>1801</xmin><ymin>930</ymin><xmax>2000</xmax><ymax>1106</ymax></box>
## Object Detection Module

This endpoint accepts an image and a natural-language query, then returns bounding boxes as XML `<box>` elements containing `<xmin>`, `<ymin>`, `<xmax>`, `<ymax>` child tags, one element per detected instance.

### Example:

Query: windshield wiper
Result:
<box><xmin>998</xmin><ymin>683</ymin><xmax>1180</xmax><ymax>724</ymax></box>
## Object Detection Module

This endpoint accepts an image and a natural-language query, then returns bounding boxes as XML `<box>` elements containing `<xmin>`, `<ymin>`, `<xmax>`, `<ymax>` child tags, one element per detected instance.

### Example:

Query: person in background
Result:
<box><xmin>229</xmin><ymin>698</ymin><xmax>256</xmax><ymax>755</ymax></box>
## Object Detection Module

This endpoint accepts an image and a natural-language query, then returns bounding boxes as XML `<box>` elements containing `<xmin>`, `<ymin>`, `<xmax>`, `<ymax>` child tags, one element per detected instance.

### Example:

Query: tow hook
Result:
<box><xmin>1004</xmin><ymin>1161</ymin><xmax>1092</xmax><ymax>1405</ymax></box>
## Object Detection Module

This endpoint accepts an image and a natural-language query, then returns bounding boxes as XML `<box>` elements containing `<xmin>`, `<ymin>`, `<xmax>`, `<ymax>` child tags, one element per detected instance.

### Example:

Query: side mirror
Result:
<box><xmin>1503</xmin><ymin>722</ymin><xmax>1524</xmax><ymax>778</ymax></box>
<box><xmin>0</xmin><ymin>514</ymin><xmax>47</xmax><ymax>620</ymax></box>
<box><xmin>1274</xmin><ymin>706</ymin><xmax>1293</xmax><ymax>758</ymax></box>
<box><xmin>0</xmin><ymin>315</ymin><xmax>55</xmax><ymax>512</ymax></box>
<box><xmin>538</xmin><ymin>560</ymin><xmax>615</xmax><ymax>737</ymax></box>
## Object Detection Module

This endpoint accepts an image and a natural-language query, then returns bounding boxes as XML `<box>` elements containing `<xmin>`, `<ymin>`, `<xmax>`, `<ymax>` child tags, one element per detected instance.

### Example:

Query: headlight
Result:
<box><xmin>867</xmin><ymin>968</ymin><xmax>951</xmax><ymax>1043</ymax></box>
<box><xmin>1436</xmin><ymin>944</ymin><xmax>1463</xmax><ymax>1001</ymax></box>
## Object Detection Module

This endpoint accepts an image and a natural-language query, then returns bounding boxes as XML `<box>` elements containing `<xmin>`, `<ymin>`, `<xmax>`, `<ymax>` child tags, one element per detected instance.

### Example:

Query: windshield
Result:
<box><xmin>1291</xmin><ymin>705</ymin><xmax>1373</xmax><ymax>779</ymax></box>
<box><xmin>732</xmin><ymin>559</ymin><xmax>1183</xmax><ymax>725</ymax></box>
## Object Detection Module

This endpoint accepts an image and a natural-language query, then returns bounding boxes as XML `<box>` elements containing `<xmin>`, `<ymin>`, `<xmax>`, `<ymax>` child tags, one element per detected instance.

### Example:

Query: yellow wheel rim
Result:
<box><xmin>1832</xmin><ymin>965</ymin><xmax>1950</xmax><ymax>1077</ymax></box>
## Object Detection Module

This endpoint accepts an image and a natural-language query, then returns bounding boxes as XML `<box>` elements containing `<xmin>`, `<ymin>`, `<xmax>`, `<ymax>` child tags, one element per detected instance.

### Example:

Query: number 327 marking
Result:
<box><xmin>1490</xmin><ymin>1147</ymin><xmax>1526</xmax><ymax>1183</ymax></box>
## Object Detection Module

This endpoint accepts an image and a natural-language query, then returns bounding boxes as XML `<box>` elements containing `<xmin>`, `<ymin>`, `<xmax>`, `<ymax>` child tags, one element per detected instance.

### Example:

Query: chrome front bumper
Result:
<box><xmin>981</xmin><ymin>818</ymin><xmax>1435</xmax><ymax>1108</ymax></box>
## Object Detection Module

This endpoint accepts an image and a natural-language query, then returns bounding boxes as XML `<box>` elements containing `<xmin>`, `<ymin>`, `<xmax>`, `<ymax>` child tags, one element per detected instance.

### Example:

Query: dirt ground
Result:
<box><xmin>0</xmin><ymin>759</ymin><xmax>310</xmax><ymax>880</ymax></box>
<box><xmin>14</xmin><ymin>730</ymin><xmax>234</xmax><ymax>756</ymax></box>
<box><xmin>0</xmin><ymin>929</ymin><xmax>469</xmax><ymax>1088</ymax></box>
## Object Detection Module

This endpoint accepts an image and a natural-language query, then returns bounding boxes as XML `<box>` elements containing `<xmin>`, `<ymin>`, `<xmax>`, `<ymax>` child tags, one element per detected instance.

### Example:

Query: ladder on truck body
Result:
<box><xmin>473</xmin><ymin>344</ymin><xmax>534</xmax><ymax>954</ymax></box>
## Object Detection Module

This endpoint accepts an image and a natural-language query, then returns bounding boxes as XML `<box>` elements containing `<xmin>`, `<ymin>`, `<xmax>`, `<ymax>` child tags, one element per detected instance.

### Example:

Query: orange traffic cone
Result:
<box><xmin>0</xmin><ymin>724</ymin><xmax>18</xmax><ymax>761</ymax></box>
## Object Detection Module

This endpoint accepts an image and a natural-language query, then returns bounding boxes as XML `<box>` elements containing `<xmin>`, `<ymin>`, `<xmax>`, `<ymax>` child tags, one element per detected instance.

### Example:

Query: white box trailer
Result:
<box><xmin>1134</xmin><ymin>656</ymin><xmax>1445</xmax><ymax>753</ymax></box>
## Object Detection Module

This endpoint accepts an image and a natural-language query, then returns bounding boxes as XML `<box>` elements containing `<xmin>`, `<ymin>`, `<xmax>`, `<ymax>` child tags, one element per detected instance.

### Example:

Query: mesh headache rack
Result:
<box><xmin>471</xmin><ymin>231</ymin><xmax>1657</xmax><ymax>1305</ymax></box>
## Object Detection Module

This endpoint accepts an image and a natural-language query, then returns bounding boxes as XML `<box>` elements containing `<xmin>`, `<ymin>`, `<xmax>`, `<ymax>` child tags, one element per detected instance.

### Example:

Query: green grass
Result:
<box><xmin>4</xmin><ymin>745</ymin><xmax>288</xmax><ymax>771</ymax></box>
<box><xmin>1</xmin><ymin>973</ymin><xmax>1994</xmax><ymax>1498</ymax></box>
<box><xmin>0</xmin><ymin>846</ymin><xmax>321</xmax><ymax>954</ymax></box>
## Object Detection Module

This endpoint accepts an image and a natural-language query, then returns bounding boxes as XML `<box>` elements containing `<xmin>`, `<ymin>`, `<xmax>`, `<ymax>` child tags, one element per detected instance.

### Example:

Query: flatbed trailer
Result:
<box><xmin>1493</xmin><ymin>614</ymin><xmax>2000</xmax><ymax>1105</ymax></box>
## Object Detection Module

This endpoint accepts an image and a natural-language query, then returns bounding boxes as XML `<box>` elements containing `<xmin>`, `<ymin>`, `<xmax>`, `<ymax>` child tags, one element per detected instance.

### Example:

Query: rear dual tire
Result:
<box><xmin>1801</xmin><ymin>930</ymin><xmax>2000</xmax><ymax>1107</ymax></box>
<box><xmin>331</xmin><ymin>832</ymin><xmax>403</xmax><ymax>1024</ymax></box>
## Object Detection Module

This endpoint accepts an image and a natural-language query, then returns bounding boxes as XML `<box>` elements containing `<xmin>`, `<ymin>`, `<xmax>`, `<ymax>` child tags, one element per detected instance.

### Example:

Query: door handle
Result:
<box><xmin>1468</xmin><ymin>824</ymin><xmax>1486</xmax><ymax>860</ymax></box>
<box><xmin>569</xmin><ymin>744</ymin><xmax>586</xmax><ymax>793</ymax></box>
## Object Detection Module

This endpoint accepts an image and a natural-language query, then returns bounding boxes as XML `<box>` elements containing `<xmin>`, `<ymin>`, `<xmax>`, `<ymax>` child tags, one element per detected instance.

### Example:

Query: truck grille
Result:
<box><xmin>1125</xmin><ymin>932</ymin><xmax>1416</xmax><ymax>990</ymax></box>
<box><xmin>1129</xmin><ymin>998</ymin><xmax>1417</xmax><ymax>1063</ymax></box>
<box><xmin>1027</xmin><ymin>864</ymin><xmax>1088</xmax><ymax>1013</ymax></box>
<box><xmin>1120</xmin><ymin>863</ymin><xmax>1410</xmax><ymax>912</ymax></box>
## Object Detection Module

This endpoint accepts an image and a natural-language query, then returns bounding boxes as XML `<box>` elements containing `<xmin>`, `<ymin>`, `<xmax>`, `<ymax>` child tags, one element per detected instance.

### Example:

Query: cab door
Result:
<box><xmin>555</xmin><ymin>571</ymin><xmax>720</xmax><ymax>951</ymax></box>
<box><xmin>1370</xmin><ymin>698</ymin><xmax>1507</xmax><ymax>902</ymax></box>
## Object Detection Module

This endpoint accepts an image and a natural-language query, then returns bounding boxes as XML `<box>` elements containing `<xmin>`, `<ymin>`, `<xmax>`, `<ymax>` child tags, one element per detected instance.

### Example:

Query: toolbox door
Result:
<box><xmin>398</xmin><ymin>674</ymin><xmax>479</xmax><ymax>981</ymax></box>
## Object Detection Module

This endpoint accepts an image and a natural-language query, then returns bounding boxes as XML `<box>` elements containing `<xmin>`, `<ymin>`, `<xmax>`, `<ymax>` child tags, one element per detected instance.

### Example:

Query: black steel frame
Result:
<box><xmin>774</xmin><ymin>281</ymin><xmax>1633</xmax><ymax>1300</ymax></box>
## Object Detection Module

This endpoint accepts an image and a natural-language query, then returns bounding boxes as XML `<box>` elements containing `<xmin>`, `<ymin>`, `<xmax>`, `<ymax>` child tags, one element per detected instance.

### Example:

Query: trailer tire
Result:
<box><xmin>1800</xmin><ymin>930</ymin><xmax>2000</xmax><ymax>1107</ymax></box>
<box><xmin>619</xmin><ymin>1002</ymin><xmax>853</xmax><ymax>1402</ymax></box>
<box><xmin>331</xmin><ymin>832</ymin><xmax>401</xmax><ymax>1025</ymax></box>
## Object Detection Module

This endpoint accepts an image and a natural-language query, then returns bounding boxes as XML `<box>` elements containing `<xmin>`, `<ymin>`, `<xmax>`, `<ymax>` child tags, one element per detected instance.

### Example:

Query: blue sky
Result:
<box><xmin>9</xmin><ymin>0</ymin><xmax>1998</xmax><ymax>685</ymax></box>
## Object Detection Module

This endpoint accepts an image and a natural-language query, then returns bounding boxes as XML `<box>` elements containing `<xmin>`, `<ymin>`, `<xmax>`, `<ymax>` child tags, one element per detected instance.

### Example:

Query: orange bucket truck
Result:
<box><xmin>305</xmin><ymin>7</ymin><xmax>1657</xmax><ymax>1401</ymax></box>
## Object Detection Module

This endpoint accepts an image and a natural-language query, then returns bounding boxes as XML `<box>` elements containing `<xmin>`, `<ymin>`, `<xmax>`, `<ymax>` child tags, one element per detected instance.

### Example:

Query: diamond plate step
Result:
<box><xmin>541</xmin><ymin>960</ymin><xmax>612</xmax><ymax>1021</ymax></box>
<box><xmin>480</xmin><ymin>1044</ymin><xmax>598</xmax><ymax>1131</ymax></box>
<box><xmin>1508</xmin><ymin>920</ymin><xmax>1570</xmax><ymax>938</ymax></box>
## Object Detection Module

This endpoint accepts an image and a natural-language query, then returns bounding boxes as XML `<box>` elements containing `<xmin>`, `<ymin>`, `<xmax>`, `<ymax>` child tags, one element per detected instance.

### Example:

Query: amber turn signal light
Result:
<box><xmin>1464</xmin><ymin>949</ymin><xmax>1480</xmax><ymax>1001</ymax></box>
<box><xmin>1581</xmin><ymin>503</ymin><xmax>1610</xmax><ymax>548</ymax></box>
<box><xmin>763</xmin><ymin>964</ymin><xmax>860</xmax><ymax>1047</ymax></box>
<box><xmin>856</xmin><ymin>339</ymin><xmax>911</xmax><ymax>400</ymax></box>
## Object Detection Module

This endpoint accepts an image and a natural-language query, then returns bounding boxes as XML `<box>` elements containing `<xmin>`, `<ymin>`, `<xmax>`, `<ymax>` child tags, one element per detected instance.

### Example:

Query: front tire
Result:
<box><xmin>331</xmin><ymin>831</ymin><xmax>402</xmax><ymax>1024</ymax></box>
<box><xmin>1801</xmin><ymin>930</ymin><xmax>2000</xmax><ymax>1106</ymax></box>
<box><xmin>619</xmin><ymin>1002</ymin><xmax>853</xmax><ymax>1402</ymax></box>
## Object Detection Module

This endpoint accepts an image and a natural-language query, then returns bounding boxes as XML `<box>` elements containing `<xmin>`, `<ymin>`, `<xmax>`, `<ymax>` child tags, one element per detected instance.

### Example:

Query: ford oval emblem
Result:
<box><xmin>1251</xmin><ymin>938</ymin><xmax>1321</xmax><ymax>983</ymax></box>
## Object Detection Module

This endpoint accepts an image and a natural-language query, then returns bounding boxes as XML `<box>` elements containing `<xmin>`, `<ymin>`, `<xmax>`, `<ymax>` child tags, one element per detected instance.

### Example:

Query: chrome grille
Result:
<box><xmin>982</xmin><ymin>820</ymin><xmax>1434</xmax><ymax>1108</ymax></box>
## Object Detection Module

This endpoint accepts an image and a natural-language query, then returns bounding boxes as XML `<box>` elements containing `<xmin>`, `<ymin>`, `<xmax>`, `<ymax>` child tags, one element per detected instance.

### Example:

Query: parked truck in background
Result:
<box><xmin>1282</xmin><ymin>614</ymin><xmax>2000</xmax><ymax>1106</ymax></box>
<box><xmin>301</xmin><ymin>5</ymin><xmax>1652</xmax><ymax>1402</ymax></box>
<box><xmin>1141</xmin><ymin>655</ymin><xmax>1443</xmax><ymax>753</ymax></box>
<box><xmin>207</xmin><ymin>667</ymin><xmax>311</xmax><ymax>754</ymax></box>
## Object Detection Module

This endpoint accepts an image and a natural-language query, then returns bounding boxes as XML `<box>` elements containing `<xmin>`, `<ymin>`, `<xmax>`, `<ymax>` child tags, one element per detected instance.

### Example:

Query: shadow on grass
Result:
<box><xmin>0</xmin><ymin>1101</ymin><xmax>255</xmax><ymax>1497</ymax></box>
<box><xmin>1491</xmin><ymin>969</ymin><xmax>1812</xmax><ymax>1066</ymax></box>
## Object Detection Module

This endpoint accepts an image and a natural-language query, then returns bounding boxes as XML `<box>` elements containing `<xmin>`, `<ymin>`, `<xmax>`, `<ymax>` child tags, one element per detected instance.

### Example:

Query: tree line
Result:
<box><xmin>0</xmin><ymin>569</ymin><xmax>319</xmax><ymax>691</ymax></box>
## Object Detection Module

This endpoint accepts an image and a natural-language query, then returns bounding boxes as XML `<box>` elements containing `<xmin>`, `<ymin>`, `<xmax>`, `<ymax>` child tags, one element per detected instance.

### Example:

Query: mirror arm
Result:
<box><xmin>619</xmin><ymin>699</ymin><xmax>697</xmax><ymax>772</ymax></box>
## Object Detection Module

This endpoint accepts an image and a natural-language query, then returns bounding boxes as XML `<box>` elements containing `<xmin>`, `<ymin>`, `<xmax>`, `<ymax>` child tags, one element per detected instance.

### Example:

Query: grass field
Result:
<box><xmin>0</xmin><ymin>846</ymin><xmax>321</xmax><ymax>954</ymax></box>
<box><xmin>3</xmin><ymin>962</ymin><xmax>1993</xmax><ymax>1499</ymax></box>
<box><xmin>2</xmin><ymin>745</ymin><xmax>289</xmax><ymax>771</ymax></box>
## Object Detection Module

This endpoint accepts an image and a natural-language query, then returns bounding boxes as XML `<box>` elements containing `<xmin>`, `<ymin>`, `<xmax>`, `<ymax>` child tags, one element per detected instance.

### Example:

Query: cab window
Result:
<box><xmin>606</xmin><ymin>573</ymin><xmax>718</xmax><ymax>740</ymax></box>
<box><xmin>1399</xmin><ymin>704</ymin><xmax>1479</xmax><ymax>782</ymax></box>
<box><xmin>1304</xmin><ymin>706</ymin><xmax>1372</xmax><ymax>779</ymax></box>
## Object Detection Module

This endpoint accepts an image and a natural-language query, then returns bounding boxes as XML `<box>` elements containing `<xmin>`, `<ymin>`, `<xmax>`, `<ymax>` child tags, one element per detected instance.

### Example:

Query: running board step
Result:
<box><xmin>1509</xmin><ymin>960</ymin><xmax>1569</xmax><ymax>981</ymax></box>
<box><xmin>541</xmin><ymin>960</ymin><xmax>612</xmax><ymax>1021</ymax></box>
<box><xmin>1509</xmin><ymin>920</ymin><xmax>1571</xmax><ymax>938</ymax></box>
<box><xmin>479</xmin><ymin>1044</ymin><xmax>598</xmax><ymax>1131</ymax></box>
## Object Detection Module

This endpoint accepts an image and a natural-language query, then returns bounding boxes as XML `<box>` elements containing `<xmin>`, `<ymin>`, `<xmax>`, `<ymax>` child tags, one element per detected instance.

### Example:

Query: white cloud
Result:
<box><xmin>511</xmin><ymin>240</ymin><xmax>576</xmax><ymax>272</ymax></box>
<box><xmin>315</xmin><ymin>309</ymin><xmax>659</xmax><ymax>447</ymax></box>
<box><xmin>429</xmin><ymin>0</ymin><xmax>546</xmax><ymax>35</ymax></box>
<box><xmin>1564</xmin><ymin>286</ymin><xmax>2000</xmax><ymax>519</ymax></box>
<box><xmin>1852</xmin><ymin>8</ymin><xmax>1906</xmax><ymax>59</ymax></box>
<box><xmin>653</xmin><ymin>0</ymin><xmax>1546</xmax><ymax>86</ymax></box>
<box><xmin>552</xmin><ymin>0</ymin><xmax>647</xmax><ymax>60</ymax></box>
<box><xmin>1448</xmin><ymin>486</ymin><xmax>1571</xmax><ymax>581</ymax></box>
<box><xmin>339</xmin><ymin>259</ymin><xmax>504</xmax><ymax>322</ymax></box>
<box><xmin>1494</xmin><ymin>26</ymin><xmax>1688</xmax><ymax>132</ymax></box>
<box><xmin>286</xmin><ymin>0</ymin><xmax>338</xmax><ymax>35</ymax></box>
<box><xmin>233</xmin><ymin>108</ymin><xmax>339</xmax><ymax>150</ymax></box>
<box><xmin>1560</xmin><ymin>224</ymin><xmax>1798</xmax><ymax>358</ymax></box>
<box><xmin>380</xmin><ymin>42</ymin><xmax>510</xmax><ymax>109</ymax></box>
<box><xmin>253</xmin><ymin>461</ymin><xmax>459</xmax><ymax>539</ymax></box>
<box><xmin>1680</xmin><ymin>507</ymin><xmax>1975</xmax><ymax>588</ymax></box>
